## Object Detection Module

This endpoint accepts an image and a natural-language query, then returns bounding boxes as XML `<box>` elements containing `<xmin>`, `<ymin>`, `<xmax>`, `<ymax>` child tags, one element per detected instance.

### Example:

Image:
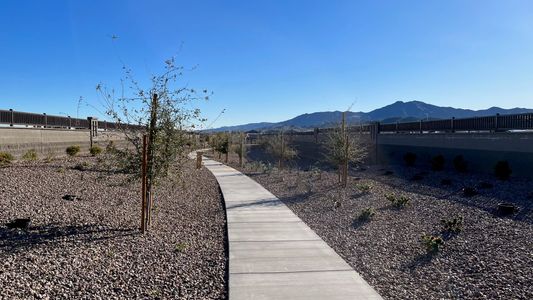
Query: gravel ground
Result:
<box><xmin>214</xmin><ymin>152</ymin><xmax>533</xmax><ymax>300</ymax></box>
<box><xmin>0</xmin><ymin>156</ymin><xmax>227</xmax><ymax>299</ymax></box>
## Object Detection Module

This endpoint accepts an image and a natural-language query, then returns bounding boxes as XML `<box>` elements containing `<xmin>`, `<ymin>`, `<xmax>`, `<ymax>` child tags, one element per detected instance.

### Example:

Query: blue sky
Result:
<box><xmin>1</xmin><ymin>0</ymin><xmax>533</xmax><ymax>127</ymax></box>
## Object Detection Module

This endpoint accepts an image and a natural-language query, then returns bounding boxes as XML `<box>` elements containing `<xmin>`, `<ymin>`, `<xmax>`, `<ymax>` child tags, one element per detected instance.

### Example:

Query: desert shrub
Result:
<box><xmin>403</xmin><ymin>152</ymin><xmax>417</xmax><ymax>167</ymax></box>
<box><xmin>358</xmin><ymin>207</ymin><xmax>376</xmax><ymax>221</ymax></box>
<box><xmin>175</xmin><ymin>242</ymin><xmax>188</xmax><ymax>253</ymax></box>
<box><xmin>453</xmin><ymin>155</ymin><xmax>468</xmax><ymax>173</ymax></box>
<box><xmin>421</xmin><ymin>234</ymin><xmax>444</xmax><ymax>252</ymax></box>
<box><xmin>66</xmin><ymin>145</ymin><xmax>81</xmax><ymax>157</ymax></box>
<box><xmin>22</xmin><ymin>149</ymin><xmax>38</xmax><ymax>161</ymax></box>
<box><xmin>356</xmin><ymin>183</ymin><xmax>371</xmax><ymax>193</ymax></box>
<box><xmin>89</xmin><ymin>145</ymin><xmax>103</xmax><ymax>156</ymax></box>
<box><xmin>441</xmin><ymin>216</ymin><xmax>463</xmax><ymax>233</ymax></box>
<box><xmin>494</xmin><ymin>160</ymin><xmax>512</xmax><ymax>180</ymax></box>
<box><xmin>431</xmin><ymin>154</ymin><xmax>445</xmax><ymax>171</ymax></box>
<box><xmin>0</xmin><ymin>152</ymin><xmax>14</xmax><ymax>166</ymax></box>
<box><xmin>386</xmin><ymin>193</ymin><xmax>410</xmax><ymax>208</ymax></box>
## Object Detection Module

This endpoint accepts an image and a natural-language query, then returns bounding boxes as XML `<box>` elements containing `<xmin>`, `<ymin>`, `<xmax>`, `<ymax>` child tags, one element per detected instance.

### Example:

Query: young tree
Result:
<box><xmin>325</xmin><ymin>112</ymin><xmax>367</xmax><ymax>187</ymax></box>
<box><xmin>96</xmin><ymin>57</ymin><xmax>209</xmax><ymax>232</ymax></box>
<box><xmin>232</xmin><ymin>132</ymin><xmax>246</xmax><ymax>167</ymax></box>
<box><xmin>213</xmin><ymin>132</ymin><xmax>230</xmax><ymax>162</ymax></box>
<box><xmin>263</xmin><ymin>131</ymin><xmax>297</xmax><ymax>170</ymax></box>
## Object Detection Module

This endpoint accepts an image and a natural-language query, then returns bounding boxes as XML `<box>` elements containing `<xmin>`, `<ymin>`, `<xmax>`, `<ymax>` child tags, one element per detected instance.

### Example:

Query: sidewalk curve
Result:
<box><xmin>192</xmin><ymin>151</ymin><xmax>383</xmax><ymax>300</ymax></box>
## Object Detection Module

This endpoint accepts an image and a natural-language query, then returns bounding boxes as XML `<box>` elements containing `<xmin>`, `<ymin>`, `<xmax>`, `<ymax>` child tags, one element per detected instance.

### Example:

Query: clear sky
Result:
<box><xmin>1</xmin><ymin>0</ymin><xmax>533</xmax><ymax>127</ymax></box>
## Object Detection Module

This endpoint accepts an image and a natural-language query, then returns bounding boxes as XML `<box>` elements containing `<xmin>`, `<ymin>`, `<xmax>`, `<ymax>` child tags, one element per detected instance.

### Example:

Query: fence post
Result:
<box><xmin>495</xmin><ymin>113</ymin><xmax>500</xmax><ymax>132</ymax></box>
<box><xmin>451</xmin><ymin>117</ymin><xmax>455</xmax><ymax>133</ymax></box>
<box><xmin>395</xmin><ymin>121</ymin><xmax>399</xmax><ymax>133</ymax></box>
<box><xmin>419</xmin><ymin>120</ymin><xmax>423</xmax><ymax>134</ymax></box>
<box><xmin>68</xmin><ymin>116</ymin><xmax>72</xmax><ymax>129</ymax></box>
<box><xmin>9</xmin><ymin>109</ymin><xmax>13</xmax><ymax>126</ymax></box>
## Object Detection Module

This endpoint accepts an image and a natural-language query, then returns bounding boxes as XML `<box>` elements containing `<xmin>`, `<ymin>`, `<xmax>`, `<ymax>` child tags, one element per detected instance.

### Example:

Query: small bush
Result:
<box><xmin>66</xmin><ymin>145</ymin><xmax>81</xmax><ymax>157</ymax></box>
<box><xmin>175</xmin><ymin>242</ymin><xmax>187</xmax><ymax>252</ymax></box>
<box><xmin>22</xmin><ymin>149</ymin><xmax>38</xmax><ymax>161</ymax></box>
<box><xmin>403</xmin><ymin>152</ymin><xmax>417</xmax><ymax>167</ymax></box>
<box><xmin>0</xmin><ymin>152</ymin><xmax>14</xmax><ymax>166</ymax></box>
<box><xmin>356</xmin><ymin>183</ymin><xmax>371</xmax><ymax>193</ymax></box>
<box><xmin>358</xmin><ymin>207</ymin><xmax>376</xmax><ymax>221</ymax></box>
<box><xmin>90</xmin><ymin>145</ymin><xmax>103</xmax><ymax>156</ymax></box>
<box><xmin>421</xmin><ymin>234</ymin><xmax>444</xmax><ymax>252</ymax></box>
<box><xmin>431</xmin><ymin>155</ymin><xmax>445</xmax><ymax>171</ymax></box>
<box><xmin>453</xmin><ymin>155</ymin><xmax>468</xmax><ymax>173</ymax></box>
<box><xmin>494</xmin><ymin>161</ymin><xmax>512</xmax><ymax>180</ymax></box>
<box><xmin>386</xmin><ymin>193</ymin><xmax>410</xmax><ymax>208</ymax></box>
<box><xmin>441</xmin><ymin>216</ymin><xmax>463</xmax><ymax>233</ymax></box>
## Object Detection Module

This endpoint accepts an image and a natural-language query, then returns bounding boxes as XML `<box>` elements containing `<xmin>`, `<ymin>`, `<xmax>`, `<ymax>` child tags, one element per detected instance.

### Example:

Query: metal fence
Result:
<box><xmin>260</xmin><ymin>112</ymin><xmax>533</xmax><ymax>136</ymax></box>
<box><xmin>376</xmin><ymin>113</ymin><xmax>533</xmax><ymax>133</ymax></box>
<box><xmin>0</xmin><ymin>109</ymin><xmax>142</xmax><ymax>130</ymax></box>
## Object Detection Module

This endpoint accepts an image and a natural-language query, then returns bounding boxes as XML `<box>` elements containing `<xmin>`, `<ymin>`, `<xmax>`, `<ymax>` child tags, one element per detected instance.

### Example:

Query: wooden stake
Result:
<box><xmin>141</xmin><ymin>134</ymin><xmax>148</xmax><ymax>233</ymax></box>
<box><xmin>239</xmin><ymin>132</ymin><xmax>244</xmax><ymax>167</ymax></box>
<box><xmin>196</xmin><ymin>151</ymin><xmax>203</xmax><ymax>169</ymax></box>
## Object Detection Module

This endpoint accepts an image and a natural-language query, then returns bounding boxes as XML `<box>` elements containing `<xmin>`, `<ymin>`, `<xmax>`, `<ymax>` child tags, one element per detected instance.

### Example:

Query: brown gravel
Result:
<box><xmin>0</xmin><ymin>156</ymin><xmax>227</xmax><ymax>299</ymax></box>
<box><xmin>215</xmin><ymin>152</ymin><xmax>533</xmax><ymax>300</ymax></box>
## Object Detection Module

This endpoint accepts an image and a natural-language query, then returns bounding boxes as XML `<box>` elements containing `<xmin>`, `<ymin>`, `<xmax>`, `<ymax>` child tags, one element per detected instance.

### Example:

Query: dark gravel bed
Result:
<box><xmin>0</xmin><ymin>157</ymin><xmax>227</xmax><ymax>299</ymax></box>
<box><xmin>215</xmin><ymin>153</ymin><xmax>533</xmax><ymax>300</ymax></box>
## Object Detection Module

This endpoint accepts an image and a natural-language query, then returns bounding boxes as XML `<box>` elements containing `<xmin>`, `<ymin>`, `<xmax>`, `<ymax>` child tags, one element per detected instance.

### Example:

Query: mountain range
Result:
<box><xmin>210</xmin><ymin>101</ymin><xmax>533</xmax><ymax>132</ymax></box>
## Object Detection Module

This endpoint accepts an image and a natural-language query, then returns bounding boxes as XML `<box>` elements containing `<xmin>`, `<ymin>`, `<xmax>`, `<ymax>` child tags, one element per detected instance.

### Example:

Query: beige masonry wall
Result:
<box><xmin>0</xmin><ymin>127</ymin><xmax>128</xmax><ymax>158</ymax></box>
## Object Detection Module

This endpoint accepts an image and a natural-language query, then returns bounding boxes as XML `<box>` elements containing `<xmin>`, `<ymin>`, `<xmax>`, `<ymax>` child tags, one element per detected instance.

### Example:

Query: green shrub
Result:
<box><xmin>494</xmin><ymin>161</ymin><xmax>512</xmax><ymax>180</ymax></box>
<box><xmin>356</xmin><ymin>183</ymin><xmax>371</xmax><ymax>193</ymax></box>
<box><xmin>22</xmin><ymin>149</ymin><xmax>38</xmax><ymax>161</ymax></box>
<box><xmin>403</xmin><ymin>152</ymin><xmax>417</xmax><ymax>167</ymax></box>
<box><xmin>453</xmin><ymin>155</ymin><xmax>468</xmax><ymax>173</ymax></box>
<box><xmin>66</xmin><ymin>145</ymin><xmax>81</xmax><ymax>157</ymax></box>
<box><xmin>175</xmin><ymin>242</ymin><xmax>188</xmax><ymax>252</ymax></box>
<box><xmin>385</xmin><ymin>193</ymin><xmax>410</xmax><ymax>208</ymax></box>
<box><xmin>441</xmin><ymin>216</ymin><xmax>463</xmax><ymax>233</ymax></box>
<box><xmin>421</xmin><ymin>234</ymin><xmax>444</xmax><ymax>252</ymax></box>
<box><xmin>431</xmin><ymin>155</ymin><xmax>445</xmax><ymax>171</ymax></box>
<box><xmin>0</xmin><ymin>152</ymin><xmax>14</xmax><ymax>166</ymax></box>
<box><xmin>358</xmin><ymin>207</ymin><xmax>376</xmax><ymax>221</ymax></box>
<box><xmin>89</xmin><ymin>145</ymin><xmax>103</xmax><ymax>156</ymax></box>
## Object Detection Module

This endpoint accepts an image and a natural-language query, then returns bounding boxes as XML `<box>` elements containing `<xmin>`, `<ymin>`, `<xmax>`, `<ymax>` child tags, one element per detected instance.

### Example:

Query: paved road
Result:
<box><xmin>195</xmin><ymin>152</ymin><xmax>383</xmax><ymax>299</ymax></box>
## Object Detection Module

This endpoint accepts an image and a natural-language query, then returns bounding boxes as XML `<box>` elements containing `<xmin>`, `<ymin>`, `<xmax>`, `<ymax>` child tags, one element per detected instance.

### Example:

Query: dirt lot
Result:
<box><xmin>0</xmin><ymin>156</ymin><xmax>227</xmax><ymax>299</ymax></box>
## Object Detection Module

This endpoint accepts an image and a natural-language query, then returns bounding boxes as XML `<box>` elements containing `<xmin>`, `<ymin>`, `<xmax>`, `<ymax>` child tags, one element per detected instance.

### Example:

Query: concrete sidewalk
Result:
<box><xmin>197</xmin><ymin>153</ymin><xmax>382</xmax><ymax>299</ymax></box>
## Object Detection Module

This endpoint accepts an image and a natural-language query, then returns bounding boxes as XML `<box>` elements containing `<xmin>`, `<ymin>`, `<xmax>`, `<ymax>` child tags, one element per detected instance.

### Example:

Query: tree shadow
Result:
<box><xmin>351</xmin><ymin>218</ymin><xmax>372</xmax><ymax>229</ymax></box>
<box><xmin>0</xmin><ymin>223</ymin><xmax>137</xmax><ymax>254</ymax></box>
<box><xmin>404</xmin><ymin>252</ymin><xmax>437</xmax><ymax>271</ymax></box>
